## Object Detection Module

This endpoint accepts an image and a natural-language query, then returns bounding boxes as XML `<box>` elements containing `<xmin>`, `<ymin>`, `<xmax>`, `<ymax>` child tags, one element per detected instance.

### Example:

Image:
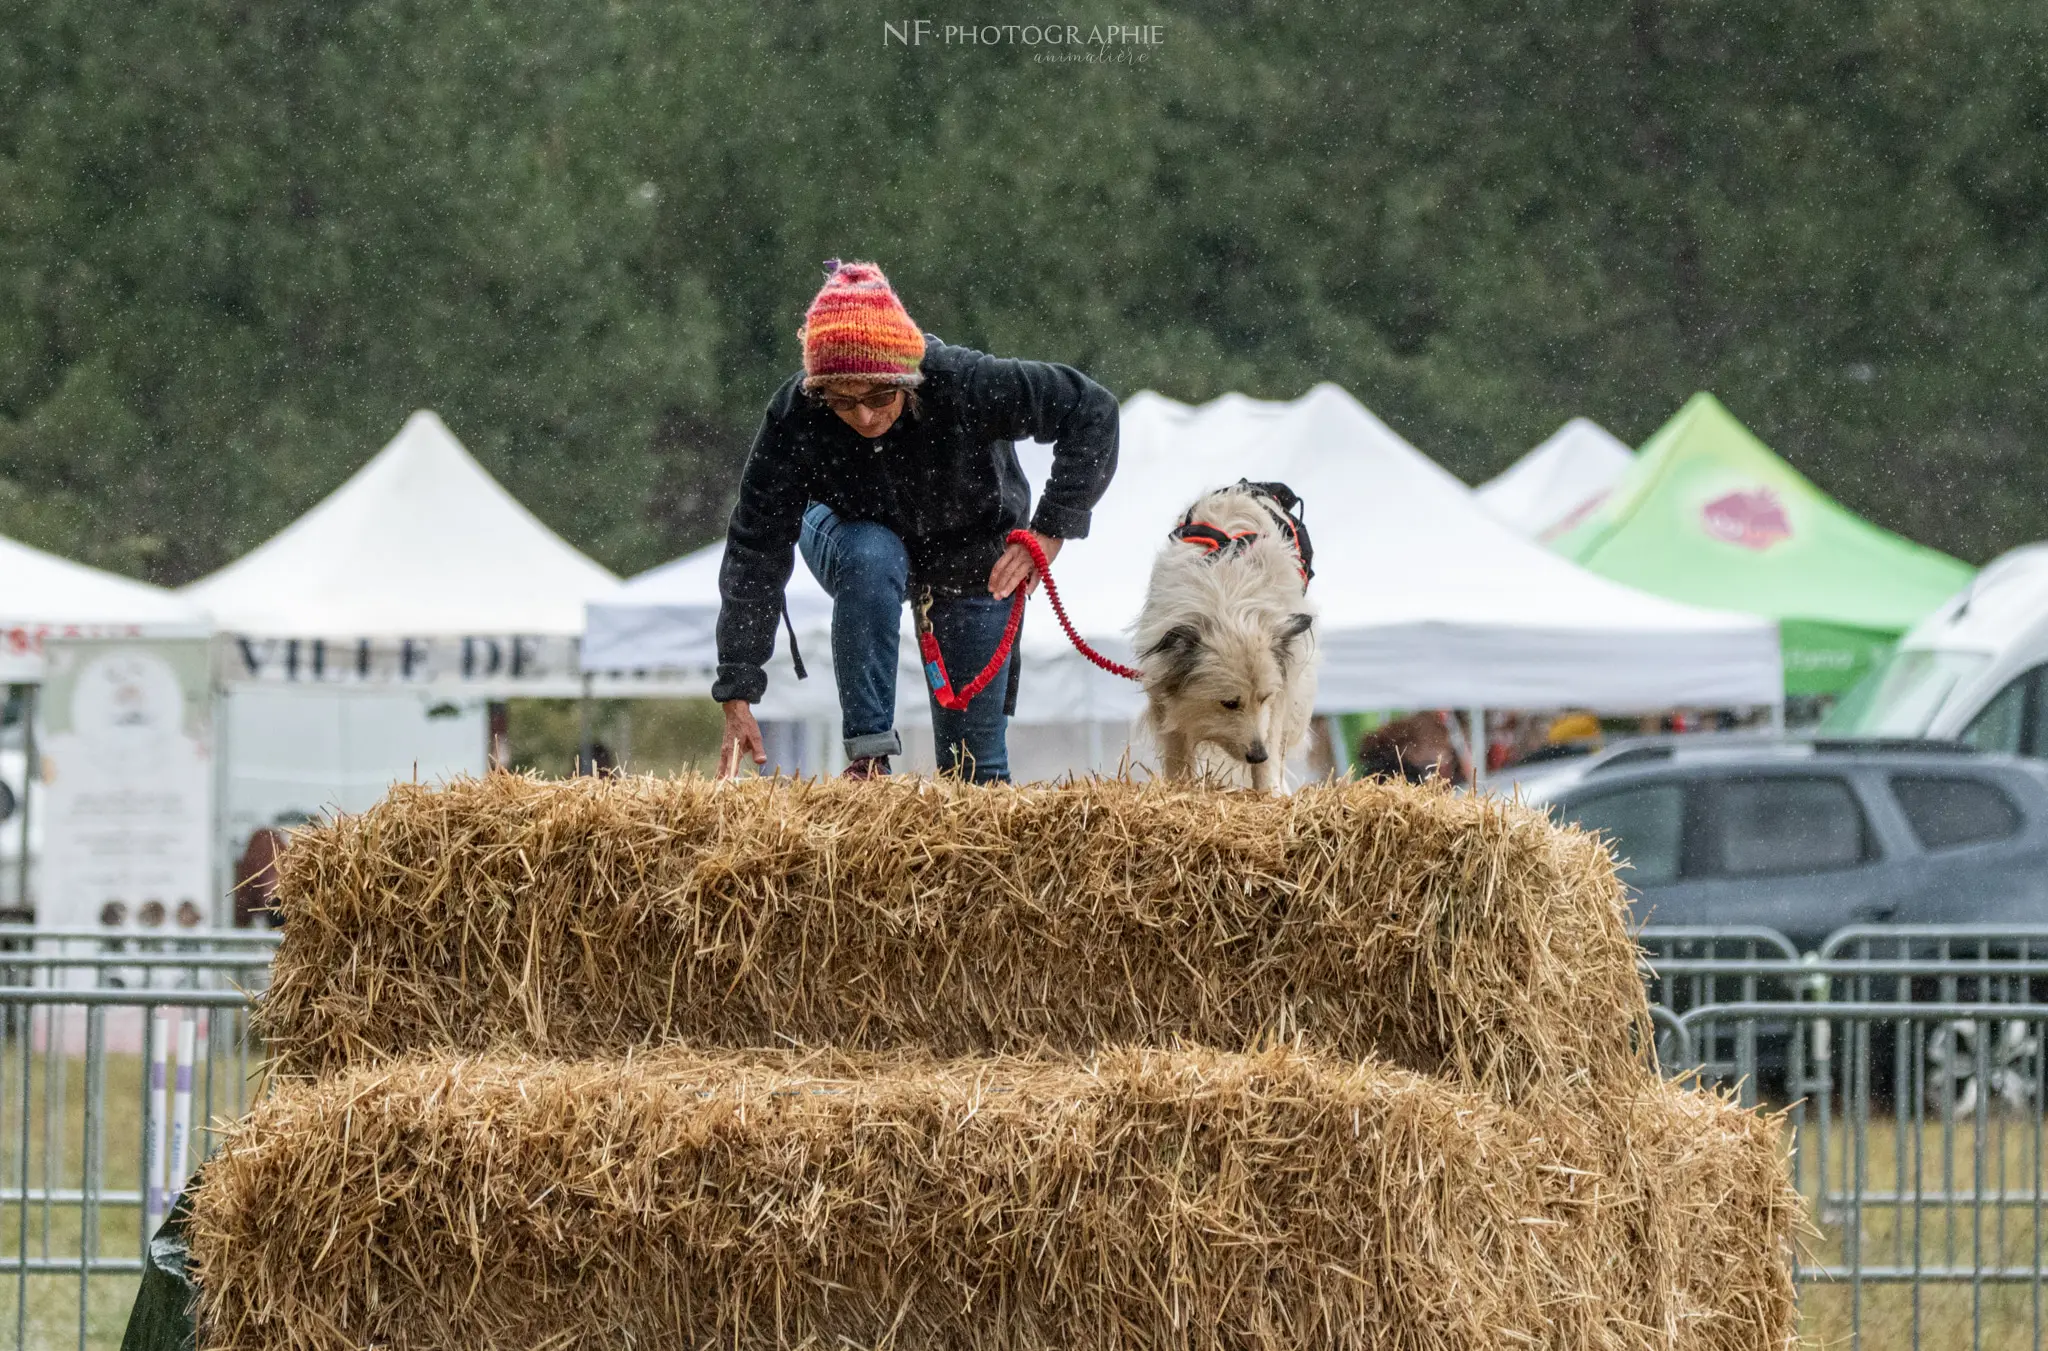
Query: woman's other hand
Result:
<box><xmin>990</xmin><ymin>531</ymin><xmax>1061</xmax><ymax>600</ymax></box>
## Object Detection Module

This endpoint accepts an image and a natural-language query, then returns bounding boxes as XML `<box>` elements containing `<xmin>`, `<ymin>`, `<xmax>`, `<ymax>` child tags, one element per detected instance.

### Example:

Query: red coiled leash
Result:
<box><xmin>919</xmin><ymin>529</ymin><xmax>1142</xmax><ymax>711</ymax></box>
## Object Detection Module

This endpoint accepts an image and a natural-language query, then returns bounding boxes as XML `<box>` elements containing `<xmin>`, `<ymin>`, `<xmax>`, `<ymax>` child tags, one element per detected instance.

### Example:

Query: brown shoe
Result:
<box><xmin>841</xmin><ymin>755</ymin><xmax>891</xmax><ymax>780</ymax></box>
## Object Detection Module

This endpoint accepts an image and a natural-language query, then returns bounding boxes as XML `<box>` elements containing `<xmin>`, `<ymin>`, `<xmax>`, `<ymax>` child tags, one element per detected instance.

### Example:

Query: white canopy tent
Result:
<box><xmin>584</xmin><ymin>538</ymin><xmax>839</xmax><ymax>720</ymax></box>
<box><xmin>1027</xmin><ymin>387</ymin><xmax>1777</xmax><ymax>716</ymax></box>
<box><xmin>183</xmin><ymin>410</ymin><xmax>633</xmax><ymax>863</ymax></box>
<box><xmin>1475</xmin><ymin>417</ymin><xmax>1634</xmax><ymax>541</ymax></box>
<box><xmin>586</xmin><ymin>385</ymin><xmax>1781</xmax><ymax>735</ymax></box>
<box><xmin>183</xmin><ymin>410</ymin><xmax>620</xmax><ymax>696</ymax></box>
<box><xmin>1</xmin><ymin>534</ymin><xmax>210</xmax><ymax>682</ymax></box>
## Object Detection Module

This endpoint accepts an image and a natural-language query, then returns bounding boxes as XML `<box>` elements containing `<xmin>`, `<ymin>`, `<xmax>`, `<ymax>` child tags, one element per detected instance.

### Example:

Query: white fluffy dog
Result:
<box><xmin>1133</xmin><ymin>481</ymin><xmax>1319</xmax><ymax>792</ymax></box>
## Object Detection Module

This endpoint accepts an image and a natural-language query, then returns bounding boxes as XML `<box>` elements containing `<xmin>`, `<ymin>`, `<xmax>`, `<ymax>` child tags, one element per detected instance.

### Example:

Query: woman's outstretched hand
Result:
<box><xmin>718</xmin><ymin>699</ymin><xmax>767</xmax><ymax>777</ymax></box>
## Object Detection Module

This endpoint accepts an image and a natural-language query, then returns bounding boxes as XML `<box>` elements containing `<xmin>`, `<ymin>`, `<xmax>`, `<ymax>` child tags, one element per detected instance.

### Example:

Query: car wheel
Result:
<box><xmin>1927</xmin><ymin>1019</ymin><xmax>2042</xmax><ymax>1116</ymax></box>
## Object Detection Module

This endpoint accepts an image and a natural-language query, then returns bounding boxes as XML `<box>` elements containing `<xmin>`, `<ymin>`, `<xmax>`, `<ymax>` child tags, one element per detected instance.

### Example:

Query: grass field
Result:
<box><xmin>1793</xmin><ymin>1108</ymin><xmax>2048</xmax><ymax>1349</ymax></box>
<box><xmin>0</xmin><ymin>1040</ymin><xmax>2042</xmax><ymax>1349</ymax></box>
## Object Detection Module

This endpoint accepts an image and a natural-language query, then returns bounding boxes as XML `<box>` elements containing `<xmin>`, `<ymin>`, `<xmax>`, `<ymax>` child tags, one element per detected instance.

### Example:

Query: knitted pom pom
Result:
<box><xmin>830</xmin><ymin>262</ymin><xmax>886</xmax><ymax>285</ymax></box>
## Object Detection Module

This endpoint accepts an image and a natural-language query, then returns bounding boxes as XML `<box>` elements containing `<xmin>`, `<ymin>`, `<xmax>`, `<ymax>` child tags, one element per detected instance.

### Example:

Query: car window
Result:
<box><xmin>1824</xmin><ymin>648</ymin><xmax>1991</xmax><ymax>737</ymax></box>
<box><xmin>2029</xmin><ymin>668</ymin><xmax>2048</xmax><ymax>757</ymax></box>
<box><xmin>1962</xmin><ymin>675</ymin><xmax>2028</xmax><ymax>754</ymax></box>
<box><xmin>1891</xmin><ymin>774</ymin><xmax>2023</xmax><ymax>851</ymax></box>
<box><xmin>1708</xmin><ymin>776</ymin><xmax>1867</xmax><ymax>876</ymax></box>
<box><xmin>1563</xmin><ymin>784</ymin><xmax>1683</xmax><ymax>886</ymax></box>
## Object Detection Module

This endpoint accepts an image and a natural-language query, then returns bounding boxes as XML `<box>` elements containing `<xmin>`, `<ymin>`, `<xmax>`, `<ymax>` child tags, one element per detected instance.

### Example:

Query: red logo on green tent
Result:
<box><xmin>1701</xmin><ymin>488</ymin><xmax>1792</xmax><ymax>551</ymax></box>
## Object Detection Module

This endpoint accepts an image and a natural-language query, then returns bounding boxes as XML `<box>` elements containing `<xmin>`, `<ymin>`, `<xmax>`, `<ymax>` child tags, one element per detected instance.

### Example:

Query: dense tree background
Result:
<box><xmin>2</xmin><ymin>0</ymin><xmax>2044</xmax><ymax>583</ymax></box>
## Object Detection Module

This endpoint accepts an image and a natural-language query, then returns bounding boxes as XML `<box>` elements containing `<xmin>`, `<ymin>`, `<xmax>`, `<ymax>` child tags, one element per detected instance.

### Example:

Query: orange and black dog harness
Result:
<box><xmin>1170</xmin><ymin>479</ymin><xmax>1314</xmax><ymax>587</ymax></box>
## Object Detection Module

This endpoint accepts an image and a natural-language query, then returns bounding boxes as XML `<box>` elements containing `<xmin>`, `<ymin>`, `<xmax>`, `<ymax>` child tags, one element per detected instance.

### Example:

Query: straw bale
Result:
<box><xmin>186</xmin><ymin>1048</ymin><xmax>1798</xmax><ymax>1351</ymax></box>
<box><xmin>1576</xmin><ymin>1078</ymin><xmax>1804</xmax><ymax>1345</ymax></box>
<box><xmin>257</xmin><ymin>773</ymin><xmax>1651</xmax><ymax>1101</ymax></box>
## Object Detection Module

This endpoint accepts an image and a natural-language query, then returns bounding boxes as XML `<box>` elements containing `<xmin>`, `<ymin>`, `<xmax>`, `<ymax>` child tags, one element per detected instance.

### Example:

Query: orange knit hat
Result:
<box><xmin>799</xmin><ymin>259</ymin><xmax>926</xmax><ymax>389</ymax></box>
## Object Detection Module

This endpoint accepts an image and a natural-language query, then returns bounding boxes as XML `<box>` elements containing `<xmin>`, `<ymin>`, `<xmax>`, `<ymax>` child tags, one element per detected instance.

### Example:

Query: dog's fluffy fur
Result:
<box><xmin>1134</xmin><ymin>486</ymin><xmax>1319</xmax><ymax>792</ymax></box>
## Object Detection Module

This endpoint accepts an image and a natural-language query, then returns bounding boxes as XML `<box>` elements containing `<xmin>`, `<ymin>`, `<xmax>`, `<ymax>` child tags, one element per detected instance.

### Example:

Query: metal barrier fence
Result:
<box><xmin>0</xmin><ymin>931</ymin><xmax>273</xmax><ymax>1350</ymax></box>
<box><xmin>0</xmin><ymin>923</ymin><xmax>2044</xmax><ymax>1349</ymax></box>
<box><xmin>1643</xmin><ymin>923</ymin><xmax>2048</xmax><ymax>1350</ymax></box>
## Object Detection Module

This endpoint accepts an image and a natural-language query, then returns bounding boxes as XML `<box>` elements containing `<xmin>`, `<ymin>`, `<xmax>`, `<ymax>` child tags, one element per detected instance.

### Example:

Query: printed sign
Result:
<box><xmin>36</xmin><ymin>639</ymin><xmax>214</xmax><ymax>932</ymax></box>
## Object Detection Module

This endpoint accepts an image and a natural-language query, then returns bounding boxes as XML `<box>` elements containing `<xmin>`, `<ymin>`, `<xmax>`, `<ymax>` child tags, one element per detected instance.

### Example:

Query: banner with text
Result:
<box><xmin>214</xmin><ymin>632</ymin><xmax>720</xmax><ymax>697</ymax></box>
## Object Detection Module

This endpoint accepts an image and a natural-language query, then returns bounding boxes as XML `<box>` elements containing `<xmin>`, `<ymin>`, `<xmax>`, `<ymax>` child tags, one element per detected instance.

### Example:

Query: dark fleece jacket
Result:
<box><xmin>711</xmin><ymin>335</ymin><xmax>1119</xmax><ymax>705</ymax></box>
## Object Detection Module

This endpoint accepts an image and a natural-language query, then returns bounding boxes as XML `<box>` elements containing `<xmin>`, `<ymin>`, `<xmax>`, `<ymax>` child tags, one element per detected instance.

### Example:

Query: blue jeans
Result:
<box><xmin>799</xmin><ymin>502</ymin><xmax>1014</xmax><ymax>783</ymax></box>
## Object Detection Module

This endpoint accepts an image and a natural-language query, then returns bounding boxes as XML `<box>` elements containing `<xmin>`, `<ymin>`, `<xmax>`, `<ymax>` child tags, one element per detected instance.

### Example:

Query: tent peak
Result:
<box><xmin>380</xmin><ymin>408</ymin><xmax>476</xmax><ymax>464</ymax></box>
<box><xmin>1123</xmin><ymin>383</ymin><xmax>1367</xmax><ymax>422</ymax></box>
<box><xmin>1552</xmin><ymin>388</ymin><xmax>1972</xmax><ymax>690</ymax></box>
<box><xmin>1477</xmin><ymin>418</ymin><xmax>1634</xmax><ymax>540</ymax></box>
<box><xmin>180</xmin><ymin>410</ymin><xmax>618</xmax><ymax>640</ymax></box>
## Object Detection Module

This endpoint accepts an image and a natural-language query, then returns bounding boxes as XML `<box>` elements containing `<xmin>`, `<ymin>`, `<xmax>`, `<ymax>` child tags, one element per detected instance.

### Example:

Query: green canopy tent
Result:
<box><xmin>1553</xmin><ymin>393</ymin><xmax>1973</xmax><ymax>697</ymax></box>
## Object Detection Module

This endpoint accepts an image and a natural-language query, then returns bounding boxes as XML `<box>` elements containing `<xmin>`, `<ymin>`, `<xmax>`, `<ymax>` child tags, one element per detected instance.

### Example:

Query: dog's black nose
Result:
<box><xmin>1244</xmin><ymin>745</ymin><xmax>1268</xmax><ymax>764</ymax></box>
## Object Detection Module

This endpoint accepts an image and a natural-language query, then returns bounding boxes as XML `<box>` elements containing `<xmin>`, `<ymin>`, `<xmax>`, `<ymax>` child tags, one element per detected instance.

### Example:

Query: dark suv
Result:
<box><xmin>1529</xmin><ymin>740</ymin><xmax>2048</xmax><ymax>950</ymax></box>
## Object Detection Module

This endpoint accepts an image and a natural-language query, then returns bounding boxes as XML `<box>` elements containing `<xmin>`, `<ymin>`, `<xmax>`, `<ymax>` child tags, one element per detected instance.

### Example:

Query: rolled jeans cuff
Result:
<box><xmin>844</xmin><ymin>729</ymin><xmax>903</xmax><ymax>760</ymax></box>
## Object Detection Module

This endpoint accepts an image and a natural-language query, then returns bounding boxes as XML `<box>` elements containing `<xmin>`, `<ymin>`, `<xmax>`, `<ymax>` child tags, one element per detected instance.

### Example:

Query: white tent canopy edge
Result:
<box><xmin>1</xmin><ymin>534</ymin><xmax>210</xmax><ymax>683</ymax></box>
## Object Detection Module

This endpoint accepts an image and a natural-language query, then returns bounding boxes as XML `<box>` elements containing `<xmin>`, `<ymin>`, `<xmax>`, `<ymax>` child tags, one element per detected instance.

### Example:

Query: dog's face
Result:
<box><xmin>1144</xmin><ymin>611</ymin><xmax>1315</xmax><ymax>766</ymax></box>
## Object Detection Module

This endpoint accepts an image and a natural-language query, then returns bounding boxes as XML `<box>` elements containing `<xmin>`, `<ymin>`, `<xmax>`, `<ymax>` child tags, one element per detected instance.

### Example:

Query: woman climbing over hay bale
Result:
<box><xmin>712</xmin><ymin>259</ymin><xmax>1120</xmax><ymax>784</ymax></box>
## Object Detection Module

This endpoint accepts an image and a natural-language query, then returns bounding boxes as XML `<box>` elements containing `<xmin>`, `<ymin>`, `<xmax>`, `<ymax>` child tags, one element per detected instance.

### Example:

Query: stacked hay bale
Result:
<box><xmin>192</xmin><ymin>775</ymin><xmax>1800</xmax><ymax>1350</ymax></box>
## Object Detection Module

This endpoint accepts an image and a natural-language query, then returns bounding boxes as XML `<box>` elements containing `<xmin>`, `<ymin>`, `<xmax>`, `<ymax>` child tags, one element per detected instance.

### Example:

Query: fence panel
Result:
<box><xmin>0</xmin><ymin>933</ymin><xmax>269</xmax><ymax>1351</ymax></box>
<box><xmin>1652</xmin><ymin>929</ymin><xmax>2048</xmax><ymax>1351</ymax></box>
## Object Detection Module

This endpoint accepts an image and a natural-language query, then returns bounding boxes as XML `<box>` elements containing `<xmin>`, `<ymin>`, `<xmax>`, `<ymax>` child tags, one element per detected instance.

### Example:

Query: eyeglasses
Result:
<box><xmin>817</xmin><ymin>388</ymin><xmax>905</xmax><ymax>413</ymax></box>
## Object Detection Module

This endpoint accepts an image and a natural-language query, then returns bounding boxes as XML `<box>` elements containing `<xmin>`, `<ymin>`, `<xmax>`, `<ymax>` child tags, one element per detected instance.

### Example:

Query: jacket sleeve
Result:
<box><xmin>712</xmin><ymin>394</ymin><xmax>809</xmax><ymax>704</ymax></box>
<box><xmin>961</xmin><ymin>352</ymin><xmax>1119</xmax><ymax>539</ymax></box>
